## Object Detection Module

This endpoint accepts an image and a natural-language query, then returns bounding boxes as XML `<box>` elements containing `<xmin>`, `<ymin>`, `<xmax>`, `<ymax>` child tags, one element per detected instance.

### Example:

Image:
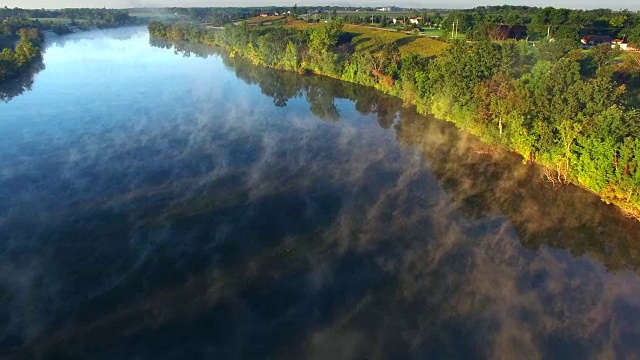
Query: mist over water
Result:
<box><xmin>1</xmin><ymin>26</ymin><xmax>640</xmax><ymax>359</ymax></box>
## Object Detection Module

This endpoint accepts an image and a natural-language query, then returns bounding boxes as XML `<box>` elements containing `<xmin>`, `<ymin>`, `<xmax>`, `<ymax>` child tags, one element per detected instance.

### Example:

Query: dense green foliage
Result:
<box><xmin>1</xmin><ymin>7</ymin><xmax>141</xmax><ymax>40</ymax></box>
<box><xmin>440</xmin><ymin>6</ymin><xmax>640</xmax><ymax>43</ymax></box>
<box><xmin>1</xmin><ymin>7</ymin><xmax>136</xmax><ymax>30</ymax></box>
<box><xmin>167</xmin><ymin>7</ymin><xmax>308</xmax><ymax>25</ymax></box>
<box><xmin>2</xmin><ymin>14</ymin><xmax>68</xmax><ymax>37</ymax></box>
<box><xmin>422</xmin><ymin>44</ymin><xmax>640</xmax><ymax>217</ymax></box>
<box><xmin>149</xmin><ymin>18</ymin><xmax>640</xmax><ymax>218</ymax></box>
<box><xmin>0</xmin><ymin>28</ymin><xmax>40</xmax><ymax>82</ymax></box>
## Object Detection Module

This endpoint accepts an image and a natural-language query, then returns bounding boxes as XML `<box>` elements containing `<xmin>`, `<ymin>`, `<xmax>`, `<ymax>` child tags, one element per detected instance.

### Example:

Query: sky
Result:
<box><xmin>2</xmin><ymin>0</ymin><xmax>639</xmax><ymax>10</ymax></box>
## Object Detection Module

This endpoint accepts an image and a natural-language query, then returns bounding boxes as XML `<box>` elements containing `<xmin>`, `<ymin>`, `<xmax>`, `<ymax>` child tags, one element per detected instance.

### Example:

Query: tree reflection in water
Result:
<box><xmin>150</xmin><ymin>38</ymin><xmax>640</xmax><ymax>275</ymax></box>
<box><xmin>0</xmin><ymin>59</ymin><xmax>45</xmax><ymax>103</ymax></box>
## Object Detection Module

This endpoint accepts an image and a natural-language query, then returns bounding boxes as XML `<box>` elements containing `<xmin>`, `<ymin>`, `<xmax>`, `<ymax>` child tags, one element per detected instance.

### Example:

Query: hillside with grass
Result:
<box><xmin>341</xmin><ymin>24</ymin><xmax>447</xmax><ymax>57</ymax></box>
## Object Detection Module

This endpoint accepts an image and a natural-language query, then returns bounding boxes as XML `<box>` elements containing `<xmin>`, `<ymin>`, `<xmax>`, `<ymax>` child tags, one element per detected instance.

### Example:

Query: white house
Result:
<box><xmin>612</xmin><ymin>39</ymin><xmax>639</xmax><ymax>52</ymax></box>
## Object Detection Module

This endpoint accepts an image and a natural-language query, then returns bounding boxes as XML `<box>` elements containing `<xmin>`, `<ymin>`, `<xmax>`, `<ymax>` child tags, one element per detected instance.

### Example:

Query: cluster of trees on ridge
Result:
<box><xmin>167</xmin><ymin>7</ymin><xmax>308</xmax><ymax>26</ymax></box>
<box><xmin>339</xmin><ymin>7</ymin><xmax>640</xmax><ymax>43</ymax></box>
<box><xmin>0</xmin><ymin>28</ymin><xmax>40</xmax><ymax>82</ymax></box>
<box><xmin>1</xmin><ymin>7</ymin><xmax>140</xmax><ymax>41</ymax></box>
<box><xmin>150</xmin><ymin>5</ymin><xmax>640</xmax><ymax>45</ymax></box>
<box><xmin>149</xmin><ymin>18</ymin><xmax>640</xmax><ymax>218</ymax></box>
<box><xmin>1</xmin><ymin>7</ymin><xmax>136</xmax><ymax>29</ymax></box>
<box><xmin>439</xmin><ymin>6</ymin><xmax>640</xmax><ymax>43</ymax></box>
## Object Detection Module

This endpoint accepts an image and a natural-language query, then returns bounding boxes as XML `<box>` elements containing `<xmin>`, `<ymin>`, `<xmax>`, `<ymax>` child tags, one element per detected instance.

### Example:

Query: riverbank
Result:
<box><xmin>149</xmin><ymin>20</ymin><xmax>640</xmax><ymax>220</ymax></box>
<box><xmin>0</xmin><ymin>29</ymin><xmax>41</xmax><ymax>84</ymax></box>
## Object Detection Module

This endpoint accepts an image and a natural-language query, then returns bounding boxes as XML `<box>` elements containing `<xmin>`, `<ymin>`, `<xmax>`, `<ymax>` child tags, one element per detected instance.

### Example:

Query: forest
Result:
<box><xmin>0</xmin><ymin>7</ymin><xmax>135</xmax><ymax>29</ymax></box>
<box><xmin>0</xmin><ymin>28</ymin><xmax>40</xmax><ymax>83</ymax></box>
<box><xmin>166</xmin><ymin>7</ymin><xmax>310</xmax><ymax>26</ymax></box>
<box><xmin>149</xmin><ymin>15</ymin><xmax>640</xmax><ymax>218</ymax></box>
<box><xmin>438</xmin><ymin>6</ymin><xmax>640</xmax><ymax>43</ymax></box>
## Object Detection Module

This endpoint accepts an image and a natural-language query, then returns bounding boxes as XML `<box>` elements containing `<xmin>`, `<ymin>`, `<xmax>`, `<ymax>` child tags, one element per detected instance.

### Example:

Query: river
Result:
<box><xmin>1</xmin><ymin>26</ymin><xmax>640</xmax><ymax>359</ymax></box>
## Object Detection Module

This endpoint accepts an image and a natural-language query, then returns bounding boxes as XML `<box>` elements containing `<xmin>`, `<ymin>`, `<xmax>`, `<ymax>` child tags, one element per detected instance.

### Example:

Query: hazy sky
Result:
<box><xmin>2</xmin><ymin>0</ymin><xmax>639</xmax><ymax>10</ymax></box>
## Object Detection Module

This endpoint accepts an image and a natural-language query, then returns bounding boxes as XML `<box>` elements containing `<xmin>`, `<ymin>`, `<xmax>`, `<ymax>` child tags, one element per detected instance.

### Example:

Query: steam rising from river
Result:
<box><xmin>1</xmin><ymin>27</ymin><xmax>640</xmax><ymax>359</ymax></box>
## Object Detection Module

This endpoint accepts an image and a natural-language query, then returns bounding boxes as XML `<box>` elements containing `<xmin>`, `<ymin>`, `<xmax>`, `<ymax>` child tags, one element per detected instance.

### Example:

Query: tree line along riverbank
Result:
<box><xmin>149</xmin><ymin>22</ymin><xmax>640</xmax><ymax>217</ymax></box>
<box><xmin>0</xmin><ymin>29</ymin><xmax>40</xmax><ymax>83</ymax></box>
<box><xmin>148</xmin><ymin>19</ymin><xmax>640</xmax><ymax>220</ymax></box>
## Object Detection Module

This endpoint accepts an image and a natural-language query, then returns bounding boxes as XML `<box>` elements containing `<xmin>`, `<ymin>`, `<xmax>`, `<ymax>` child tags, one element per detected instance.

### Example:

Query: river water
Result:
<box><xmin>1</xmin><ymin>26</ymin><xmax>640</xmax><ymax>359</ymax></box>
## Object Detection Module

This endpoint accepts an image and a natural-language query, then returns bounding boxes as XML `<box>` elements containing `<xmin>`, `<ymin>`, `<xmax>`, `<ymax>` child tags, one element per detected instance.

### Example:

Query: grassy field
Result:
<box><xmin>285</xmin><ymin>19</ymin><xmax>327</xmax><ymax>29</ymax></box>
<box><xmin>439</xmin><ymin>31</ymin><xmax>467</xmax><ymax>40</ymax></box>
<box><xmin>304</xmin><ymin>12</ymin><xmax>421</xmax><ymax>23</ymax></box>
<box><xmin>342</xmin><ymin>24</ymin><xmax>448</xmax><ymax>57</ymax></box>
<box><xmin>282</xmin><ymin>22</ymin><xmax>448</xmax><ymax>57</ymax></box>
<box><xmin>129</xmin><ymin>12</ymin><xmax>187</xmax><ymax>21</ymax></box>
<box><xmin>419</xmin><ymin>27</ymin><xmax>444</xmax><ymax>37</ymax></box>
<box><xmin>335</xmin><ymin>11</ymin><xmax>420</xmax><ymax>18</ymax></box>
<box><xmin>29</xmin><ymin>17</ymin><xmax>73</xmax><ymax>24</ymax></box>
<box><xmin>244</xmin><ymin>15</ymin><xmax>287</xmax><ymax>26</ymax></box>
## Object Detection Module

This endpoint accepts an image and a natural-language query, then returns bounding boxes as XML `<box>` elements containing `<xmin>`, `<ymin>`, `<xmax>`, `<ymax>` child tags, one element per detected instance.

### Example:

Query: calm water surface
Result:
<box><xmin>1</xmin><ymin>27</ymin><xmax>640</xmax><ymax>359</ymax></box>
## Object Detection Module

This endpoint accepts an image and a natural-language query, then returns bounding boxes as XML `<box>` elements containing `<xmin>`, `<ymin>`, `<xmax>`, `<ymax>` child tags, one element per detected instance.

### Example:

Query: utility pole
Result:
<box><xmin>452</xmin><ymin>21</ymin><xmax>455</xmax><ymax>39</ymax></box>
<box><xmin>547</xmin><ymin>25</ymin><xmax>551</xmax><ymax>41</ymax></box>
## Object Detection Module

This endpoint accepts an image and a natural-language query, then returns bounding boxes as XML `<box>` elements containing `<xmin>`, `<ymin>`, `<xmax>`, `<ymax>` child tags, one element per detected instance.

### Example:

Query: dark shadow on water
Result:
<box><xmin>395</xmin><ymin>114</ymin><xmax>640</xmax><ymax>274</ymax></box>
<box><xmin>0</xmin><ymin>59</ymin><xmax>45</xmax><ymax>103</ymax></box>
